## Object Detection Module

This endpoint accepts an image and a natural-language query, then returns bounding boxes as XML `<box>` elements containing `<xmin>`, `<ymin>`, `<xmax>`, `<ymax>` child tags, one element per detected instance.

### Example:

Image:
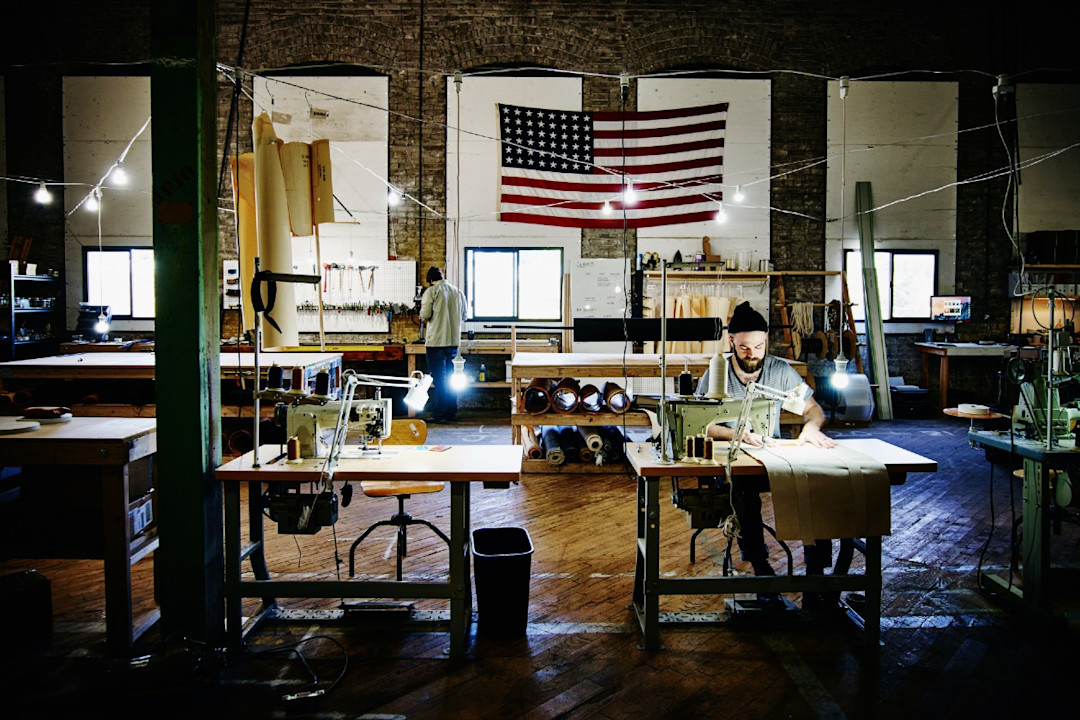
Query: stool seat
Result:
<box><xmin>361</xmin><ymin>480</ymin><xmax>445</xmax><ymax>497</ymax></box>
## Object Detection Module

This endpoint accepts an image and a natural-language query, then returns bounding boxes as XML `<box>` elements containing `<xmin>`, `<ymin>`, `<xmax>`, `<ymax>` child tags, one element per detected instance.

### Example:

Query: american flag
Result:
<box><xmin>497</xmin><ymin>102</ymin><xmax>727</xmax><ymax>229</ymax></box>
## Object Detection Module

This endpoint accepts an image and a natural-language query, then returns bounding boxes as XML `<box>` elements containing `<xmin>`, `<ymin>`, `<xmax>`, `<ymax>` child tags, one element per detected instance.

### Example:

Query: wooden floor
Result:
<box><xmin>3</xmin><ymin>415</ymin><xmax>1080</xmax><ymax>719</ymax></box>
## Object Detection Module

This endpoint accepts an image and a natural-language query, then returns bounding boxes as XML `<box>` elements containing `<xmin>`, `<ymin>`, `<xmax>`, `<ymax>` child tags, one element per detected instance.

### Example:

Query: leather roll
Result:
<box><xmin>557</xmin><ymin>425</ymin><xmax>583</xmax><ymax>462</ymax></box>
<box><xmin>551</xmin><ymin>378</ymin><xmax>581</xmax><ymax>414</ymax></box>
<box><xmin>578</xmin><ymin>383</ymin><xmax>606</xmax><ymax>414</ymax></box>
<box><xmin>522</xmin><ymin>378</ymin><xmax>554</xmax><ymax>415</ymax></box>
<box><xmin>602</xmin><ymin>381</ymin><xmax>630</xmax><ymax>414</ymax></box>
<box><xmin>578</xmin><ymin>426</ymin><xmax>603</xmax><ymax>452</ymax></box>
<box><xmin>540</xmin><ymin>426</ymin><xmax>565</xmax><ymax>465</ymax></box>
<box><xmin>522</xmin><ymin>425</ymin><xmax>544</xmax><ymax>459</ymax></box>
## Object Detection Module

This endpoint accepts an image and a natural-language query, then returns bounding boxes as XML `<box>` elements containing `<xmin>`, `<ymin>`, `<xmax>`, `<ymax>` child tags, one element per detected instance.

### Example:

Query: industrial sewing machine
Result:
<box><xmin>255</xmin><ymin>368</ymin><xmax>432</xmax><ymax>534</ymax></box>
<box><xmin>1006</xmin><ymin>342</ymin><xmax>1080</xmax><ymax>448</ymax></box>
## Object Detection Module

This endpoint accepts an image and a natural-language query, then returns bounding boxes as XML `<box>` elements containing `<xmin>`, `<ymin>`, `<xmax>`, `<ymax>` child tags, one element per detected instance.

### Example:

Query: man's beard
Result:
<box><xmin>735</xmin><ymin>354</ymin><xmax>765</xmax><ymax>374</ymax></box>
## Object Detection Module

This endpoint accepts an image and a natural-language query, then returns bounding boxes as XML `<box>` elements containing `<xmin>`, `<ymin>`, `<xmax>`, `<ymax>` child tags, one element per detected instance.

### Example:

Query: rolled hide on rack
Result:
<box><xmin>579</xmin><ymin>426</ymin><xmax>604</xmax><ymax>452</ymax></box>
<box><xmin>557</xmin><ymin>426</ymin><xmax>583</xmax><ymax>462</ymax></box>
<box><xmin>578</xmin><ymin>383</ymin><xmax>606</xmax><ymax>414</ymax></box>
<box><xmin>540</xmin><ymin>426</ymin><xmax>565</xmax><ymax>465</ymax></box>
<box><xmin>228</xmin><ymin>428</ymin><xmax>254</xmax><ymax>455</ymax></box>
<box><xmin>522</xmin><ymin>378</ymin><xmax>554</xmax><ymax>415</ymax></box>
<box><xmin>551</xmin><ymin>378</ymin><xmax>581</xmax><ymax>414</ymax></box>
<box><xmin>603</xmin><ymin>382</ymin><xmax>631</xmax><ymax>414</ymax></box>
<box><xmin>522</xmin><ymin>425</ymin><xmax>544</xmax><ymax>459</ymax></box>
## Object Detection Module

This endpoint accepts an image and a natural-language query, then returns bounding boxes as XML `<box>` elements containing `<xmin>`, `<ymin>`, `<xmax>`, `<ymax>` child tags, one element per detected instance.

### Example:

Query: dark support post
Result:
<box><xmin>150</xmin><ymin>0</ymin><xmax>224</xmax><ymax>646</ymax></box>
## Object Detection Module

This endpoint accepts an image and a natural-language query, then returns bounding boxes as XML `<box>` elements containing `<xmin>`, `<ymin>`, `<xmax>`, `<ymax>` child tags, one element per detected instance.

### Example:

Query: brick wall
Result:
<box><xmin>3</xmin><ymin>1</ymin><xmax>1074</xmax><ymax>398</ymax></box>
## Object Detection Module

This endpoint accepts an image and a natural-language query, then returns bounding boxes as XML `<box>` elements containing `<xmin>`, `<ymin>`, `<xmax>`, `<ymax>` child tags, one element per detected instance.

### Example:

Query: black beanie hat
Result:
<box><xmin>727</xmin><ymin>301</ymin><xmax>768</xmax><ymax>334</ymax></box>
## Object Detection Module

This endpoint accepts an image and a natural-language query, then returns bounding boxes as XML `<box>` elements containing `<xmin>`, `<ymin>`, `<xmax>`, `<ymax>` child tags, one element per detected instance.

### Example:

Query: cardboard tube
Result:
<box><xmin>231</xmin><ymin>153</ymin><xmax>258</xmax><ymax>333</ymax></box>
<box><xmin>253</xmin><ymin>113</ymin><xmax>298</xmax><ymax>347</ymax></box>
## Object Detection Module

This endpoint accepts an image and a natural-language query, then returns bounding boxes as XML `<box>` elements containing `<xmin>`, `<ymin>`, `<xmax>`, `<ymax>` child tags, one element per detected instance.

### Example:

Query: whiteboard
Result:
<box><xmin>571</xmin><ymin>258</ymin><xmax>633</xmax><ymax>354</ymax></box>
<box><xmin>571</xmin><ymin>258</ymin><xmax>632</xmax><ymax>319</ymax></box>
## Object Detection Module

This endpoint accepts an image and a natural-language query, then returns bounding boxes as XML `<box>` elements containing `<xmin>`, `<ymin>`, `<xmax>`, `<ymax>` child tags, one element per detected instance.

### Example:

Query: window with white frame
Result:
<box><xmin>845</xmin><ymin>249</ymin><xmax>937</xmax><ymax>321</ymax></box>
<box><xmin>84</xmin><ymin>247</ymin><xmax>155</xmax><ymax>319</ymax></box>
<box><xmin>465</xmin><ymin>247</ymin><xmax>563</xmax><ymax>321</ymax></box>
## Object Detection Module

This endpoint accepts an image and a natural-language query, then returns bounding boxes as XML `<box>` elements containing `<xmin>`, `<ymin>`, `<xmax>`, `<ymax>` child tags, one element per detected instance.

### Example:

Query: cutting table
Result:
<box><xmin>215</xmin><ymin>444</ymin><xmax>522</xmax><ymax>656</ymax></box>
<box><xmin>626</xmin><ymin>438</ymin><xmax>937</xmax><ymax>649</ymax></box>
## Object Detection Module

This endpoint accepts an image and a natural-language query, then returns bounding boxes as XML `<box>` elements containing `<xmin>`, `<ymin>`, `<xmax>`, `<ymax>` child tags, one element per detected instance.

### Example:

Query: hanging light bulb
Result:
<box><xmin>34</xmin><ymin>182</ymin><xmax>52</xmax><ymax>205</ymax></box>
<box><xmin>733</xmin><ymin>185</ymin><xmax>745</xmax><ymax>203</ymax></box>
<box><xmin>602</xmin><ymin>200</ymin><xmax>613</xmax><ymax>215</ymax></box>
<box><xmin>94</xmin><ymin>312</ymin><xmax>110</xmax><ymax>336</ymax></box>
<box><xmin>832</xmin><ymin>349</ymin><xmax>850</xmax><ymax>389</ymax></box>
<box><xmin>714</xmin><ymin>201</ymin><xmax>727</xmax><ymax>224</ymax></box>
<box><xmin>85</xmin><ymin>187</ymin><xmax>101</xmax><ymax>212</ymax></box>
<box><xmin>622</xmin><ymin>181</ymin><xmax>636</xmax><ymax>204</ymax></box>
<box><xmin>387</xmin><ymin>187</ymin><xmax>402</xmax><ymax>207</ymax></box>
<box><xmin>110</xmin><ymin>161</ymin><xmax>128</xmax><ymax>186</ymax></box>
<box><xmin>450</xmin><ymin>355</ymin><xmax>468</xmax><ymax>391</ymax></box>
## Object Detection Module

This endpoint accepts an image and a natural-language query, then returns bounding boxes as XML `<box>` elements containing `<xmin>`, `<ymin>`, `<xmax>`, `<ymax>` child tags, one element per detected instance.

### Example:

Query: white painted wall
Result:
<box><xmin>62</xmin><ymin>76</ymin><xmax>153</xmax><ymax>333</ymax></box>
<box><xmin>636</xmin><ymin>78</ymin><xmax>772</xmax><ymax>269</ymax></box>
<box><xmin>825</xmin><ymin>80</ymin><xmax>959</xmax><ymax>331</ymax></box>
<box><xmin>1017</xmin><ymin>83</ymin><xmax>1080</xmax><ymax>233</ymax></box>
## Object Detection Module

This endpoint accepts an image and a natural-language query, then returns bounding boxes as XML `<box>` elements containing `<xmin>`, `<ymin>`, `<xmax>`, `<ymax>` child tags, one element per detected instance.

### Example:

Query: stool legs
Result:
<box><xmin>348</xmin><ymin>495</ymin><xmax>451</xmax><ymax>580</ymax></box>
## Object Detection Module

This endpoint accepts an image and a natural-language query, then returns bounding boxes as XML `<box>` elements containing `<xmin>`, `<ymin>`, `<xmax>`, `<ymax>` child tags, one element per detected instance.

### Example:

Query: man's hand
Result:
<box><xmin>741</xmin><ymin>429</ymin><xmax>770</xmax><ymax>447</ymax></box>
<box><xmin>797</xmin><ymin>425</ymin><xmax>836</xmax><ymax>448</ymax></box>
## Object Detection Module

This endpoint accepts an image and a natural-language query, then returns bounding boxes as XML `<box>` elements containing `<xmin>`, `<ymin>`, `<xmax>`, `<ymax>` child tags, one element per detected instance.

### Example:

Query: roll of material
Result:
<box><xmin>579</xmin><ymin>426</ymin><xmax>603</xmax><ymax>452</ymax></box>
<box><xmin>522</xmin><ymin>425</ymin><xmax>544</xmax><ymax>459</ymax></box>
<box><xmin>603</xmin><ymin>382</ymin><xmax>631</xmax><ymax>414</ymax></box>
<box><xmin>677</xmin><ymin>370</ymin><xmax>695</xmax><ymax>396</ymax></box>
<box><xmin>228</xmin><ymin>429</ymin><xmax>254</xmax><ymax>455</ymax></box>
<box><xmin>313</xmin><ymin>369</ymin><xmax>331</xmax><ymax>397</ymax></box>
<box><xmin>558</xmin><ymin>426</ymin><xmax>583</xmax><ymax>462</ymax></box>
<box><xmin>958</xmin><ymin>403</ymin><xmax>990</xmax><ymax>416</ymax></box>
<box><xmin>522</xmin><ymin>378</ymin><xmax>553</xmax><ymax>415</ymax></box>
<box><xmin>551</xmin><ymin>378</ymin><xmax>581</xmax><ymax>414</ymax></box>
<box><xmin>578</xmin><ymin>384</ymin><xmax>606</xmax><ymax>414</ymax></box>
<box><xmin>540</xmin><ymin>426</ymin><xmax>565</xmax><ymax>465</ymax></box>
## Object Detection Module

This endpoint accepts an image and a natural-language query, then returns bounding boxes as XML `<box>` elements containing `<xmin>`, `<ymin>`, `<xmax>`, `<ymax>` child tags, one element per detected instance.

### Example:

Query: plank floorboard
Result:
<box><xmin>2</xmin><ymin>415</ymin><xmax>1080</xmax><ymax>718</ymax></box>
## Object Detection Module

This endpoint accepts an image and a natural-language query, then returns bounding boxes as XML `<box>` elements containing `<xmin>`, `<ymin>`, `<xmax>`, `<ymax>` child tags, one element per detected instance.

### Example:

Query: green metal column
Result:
<box><xmin>150</xmin><ymin>0</ymin><xmax>224</xmax><ymax>646</ymax></box>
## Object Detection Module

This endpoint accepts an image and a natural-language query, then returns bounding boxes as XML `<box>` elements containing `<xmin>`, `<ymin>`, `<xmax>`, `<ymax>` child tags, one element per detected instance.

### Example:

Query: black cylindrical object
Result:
<box><xmin>267</xmin><ymin>363</ymin><xmax>284</xmax><ymax>390</ymax></box>
<box><xmin>471</xmin><ymin>527</ymin><xmax>534</xmax><ymax>639</ymax></box>
<box><xmin>314</xmin><ymin>369</ymin><xmax>331</xmax><ymax>396</ymax></box>
<box><xmin>677</xmin><ymin>370</ymin><xmax>694</xmax><ymax>396</ymax></box>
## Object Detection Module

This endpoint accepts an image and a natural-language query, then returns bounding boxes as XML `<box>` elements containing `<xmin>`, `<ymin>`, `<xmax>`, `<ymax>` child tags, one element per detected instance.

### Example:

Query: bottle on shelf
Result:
<box><xmin>478</xmin><ymin>363</ymin><xmax>487</xmax><ymax>382</ymax></box>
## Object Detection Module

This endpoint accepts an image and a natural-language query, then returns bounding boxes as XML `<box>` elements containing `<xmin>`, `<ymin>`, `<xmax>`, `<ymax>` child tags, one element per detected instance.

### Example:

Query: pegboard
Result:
<box><xmin>295</xmin><ymin>259</ymin><xmax>417</xmax><ymax>333</ymax></box>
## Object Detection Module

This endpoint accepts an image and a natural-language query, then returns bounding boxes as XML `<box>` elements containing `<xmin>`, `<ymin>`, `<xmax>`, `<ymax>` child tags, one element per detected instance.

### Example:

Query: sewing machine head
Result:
<box><xmin>662</xmin><ymin>396</ymin><xmax>775</xmax><ymax>462</ymax></box>
<box><xmin>284</xmin><ymin>396</ymin><xmax>391</xmax><ymax>459</ymax></box>
<box><xmin>1007</xmin><ymin>345</ymin><xmax>1080</xmax><ymax>448</ymax></box>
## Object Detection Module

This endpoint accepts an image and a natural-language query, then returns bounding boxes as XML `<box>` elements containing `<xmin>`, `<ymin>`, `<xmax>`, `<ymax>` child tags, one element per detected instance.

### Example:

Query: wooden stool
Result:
<box><xmin>347</xmin><ymin>419</ymin><xmax>450</xmax><ymax>580</ymax></box>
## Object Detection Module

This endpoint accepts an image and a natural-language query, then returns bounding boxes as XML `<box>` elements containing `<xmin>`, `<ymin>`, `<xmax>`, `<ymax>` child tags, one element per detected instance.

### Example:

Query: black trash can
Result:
<box><xmin>471</xmin><ymin>526</ymin><xmax>534</xmax><ymax>638</ymax></box>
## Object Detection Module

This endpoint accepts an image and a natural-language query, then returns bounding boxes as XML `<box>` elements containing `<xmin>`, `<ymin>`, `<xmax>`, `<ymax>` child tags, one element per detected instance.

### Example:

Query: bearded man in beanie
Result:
<box><xmin>696</xmin><ymin>301</ymin><xmax>838</xmax><ymax>611</ymax></box>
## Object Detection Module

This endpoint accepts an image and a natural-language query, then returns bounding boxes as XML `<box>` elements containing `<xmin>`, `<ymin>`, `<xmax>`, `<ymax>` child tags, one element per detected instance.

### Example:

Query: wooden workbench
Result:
<box><xmin>0</xmin><ymin>416</ymin><xmax>159</xmax><ymax>654</ymax></box>
<box><xmin>216</xmin><ymin>443</ymin><xmax>523</xmax><ymax>656</ymax></box>
<box><xmin>626</xmin><ymin>438</ymin><xmax>937</xmax><ymax>649</ymax></box>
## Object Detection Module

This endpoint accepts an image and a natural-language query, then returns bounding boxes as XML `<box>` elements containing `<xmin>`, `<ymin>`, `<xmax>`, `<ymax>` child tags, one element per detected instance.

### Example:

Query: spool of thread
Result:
<box><xmin>287</xmin><ymin>436</ymin><xmax>302</xmax><ymax>462</ymax></box>
<box><xmin>677</xmin><ymin>370</ymin><xmax>694</xmax><ymax>396</ymax></box>
<box><xmin>686</xmin><ymin>435</ymin><xmax>695</xmax><ymax>459</ymax></box>
<box><xmin>694</xmin><ymin>434</ymin><xmax>705</xmax><ymax>458</ymax></box>
<box><xmin>703</xmin><ymin>436</ymin><xmax>714</xmax><ymax>461</ymax></box>
<box><xmin>290</xmin><ymin>367</ymin><xmax>307</xmax><ymax>394</ymax></box>
<box><xmin>267</xmin><ymin>363</ymin><xmax>284</xmax><ymax>390</ymax></box>
<box><xmin>313</xmin><ymin>369</ymin><xmax>330</xmax><ymax>397</ymax></box>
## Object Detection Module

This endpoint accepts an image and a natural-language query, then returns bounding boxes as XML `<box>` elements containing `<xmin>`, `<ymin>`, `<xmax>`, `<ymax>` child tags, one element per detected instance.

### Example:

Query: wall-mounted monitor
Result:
<box><xmin>930</xmin><ymin>295</ymin><xmax>972</xmax><ymax>322</ymax></box>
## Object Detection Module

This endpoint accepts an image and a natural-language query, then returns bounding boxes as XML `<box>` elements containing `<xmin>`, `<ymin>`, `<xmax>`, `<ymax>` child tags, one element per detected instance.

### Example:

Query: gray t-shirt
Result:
<box><xmin>696</xmin><ymin>354</ymin><xmax>805</xmax><ymax>437</ymax></box>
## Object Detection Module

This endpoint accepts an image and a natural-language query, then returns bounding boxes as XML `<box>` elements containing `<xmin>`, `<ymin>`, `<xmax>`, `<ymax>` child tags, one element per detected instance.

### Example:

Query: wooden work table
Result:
<box><xmin>914</xmin><ymin>342</ymin><xmax>1012</xmax><ymax>409</ymax></box>
<box><xmin>0</xmin><ymin>416</ymin><xmax>158</xmax><ymax>654</ymax></box>
<box><xmin>625</xmin><ymin>437</ymin><xmax>937</xmax><ymax>650</ymax></box>
<box><xmin>0</xmin><ymin>350</ymin><xmax>342</xmax><ymax>381</ymax></box>
<box><xmin>215</xmin><ymin>444</ymin><xmax>523</xmax><ymax>656</ymax></box>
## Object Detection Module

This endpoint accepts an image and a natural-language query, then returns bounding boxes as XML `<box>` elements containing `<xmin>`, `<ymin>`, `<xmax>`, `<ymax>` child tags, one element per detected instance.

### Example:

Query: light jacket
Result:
<box><xmin>420</xmin><ymin>279</ymin><xmax>468</xmax><ymax>347</ymax></box>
